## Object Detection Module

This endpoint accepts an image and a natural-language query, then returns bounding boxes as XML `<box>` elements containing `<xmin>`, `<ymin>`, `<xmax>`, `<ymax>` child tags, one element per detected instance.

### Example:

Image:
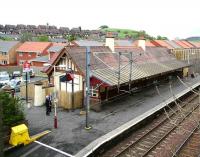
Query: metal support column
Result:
<box><xmin>117</xmin><ymin>52</ymin><xmax>121</xmax><ymax>93</ymax></box>
<box><xmin>0</xmin><ymin>99</ymin><xmax>4</xmax><ymax>157</ymax></box>
<box><xmin>129</xmin><ymin>52</ymin><xmax>133</xmax><ymax>91</ymax></box>
<box><xmin>26</xmin><ymin>72</ymin><xmax>28</xmax><ymax>104</ymax></box>
<box><xmin>85</xmin><ymin>46</ymin><xmax>91</xmax><ymax>130</ymax></box>
<box><xmin>53</xmin><ymin>66</ymin><xmax>58</xmax><ymax>129</ymax></box>
<box><xmin>72</xmin><ymin>75</ymin><xmax>74</xmax><ymax>111</ymax></box>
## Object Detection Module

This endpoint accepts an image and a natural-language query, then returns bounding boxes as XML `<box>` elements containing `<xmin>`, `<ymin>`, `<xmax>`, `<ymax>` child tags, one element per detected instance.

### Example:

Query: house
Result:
<box><xmin>0</xmin><ymin>41</ymin><xmax>21</xmax><ymax>65</ymax></box>
<box><xmin>16</xmin><ymin>42</ymin><xmax>52</xmax><ymax>65</ymax></box>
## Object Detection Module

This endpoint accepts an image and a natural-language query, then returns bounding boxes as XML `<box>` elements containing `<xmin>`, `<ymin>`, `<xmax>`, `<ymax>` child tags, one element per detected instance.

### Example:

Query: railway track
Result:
<box><xmin>101</xmin><ymin>93</ymin><xmax>200</xmax><ymax>157</ymax></box>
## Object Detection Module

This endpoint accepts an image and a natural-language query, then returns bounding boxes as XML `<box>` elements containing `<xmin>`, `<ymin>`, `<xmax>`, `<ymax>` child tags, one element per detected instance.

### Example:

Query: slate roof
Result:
<box><xmin>50</xmin><ymin>38</ymin><xmax>68</xmax><ymax>43</ymax></box>
<box><xmin>44</xmin><ymin>46</ymin><xmax>111</xmax><ymax>75</ymax></box>
<box><xmin>73</xmin><ymin>40</ymin><xmax>104</xmax><ymax>46</ymax></box>
<box><xmin>0</xmin><ymin>41</ymin><xmax>19</xmax><ymax>53</ymax></box>
<box><xmin>92</xmin><ymin>60</ymin><xmax>186</xmax><ymax>86</ymax></box>
<box><xmin>115</xmin><ymin>40</ymin><xmax>134</xmax><ymax>47</ymax></box>
<box><xmin>48</xmin><ymin>45</ymin><xmax>65</xmax><ymax>53</ymax></box>
<box><xmin>30</xmin><ymin>55</ymin><xmax>49</xmax><ymax>63</ymax></box>
<box><xmin>92</xmin><ymin>47</ymin><xmax>187</xmax><ymax>86</ymax></box>
<box><xmin>44</xmin><ymin>45</ymin><xmax>188</xmax><ymax>86</ymax></box>
<box><xmin>16</xmin><ymin>42</ymin><xmax>52</xmax><ymax>53</ymax></box>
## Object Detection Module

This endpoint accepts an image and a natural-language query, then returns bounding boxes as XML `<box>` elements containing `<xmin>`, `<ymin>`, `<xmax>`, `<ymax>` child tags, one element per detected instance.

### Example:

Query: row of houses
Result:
<box><xmin>0</xmin><ymin>24</ymin><xmax>104</xmax><ymax>37</ymax></box>
<box><xmin>1</xmin><ymin>38</ymin><xmax>200</xmax><ymax>67</ymax></box>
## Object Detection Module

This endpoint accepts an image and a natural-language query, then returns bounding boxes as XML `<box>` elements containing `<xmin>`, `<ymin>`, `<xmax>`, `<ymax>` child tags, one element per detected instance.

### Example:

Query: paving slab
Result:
<box><xmin>5</xmin><ymin>76</ymin><xmax>200</xmax><ymax>157</ymax></box>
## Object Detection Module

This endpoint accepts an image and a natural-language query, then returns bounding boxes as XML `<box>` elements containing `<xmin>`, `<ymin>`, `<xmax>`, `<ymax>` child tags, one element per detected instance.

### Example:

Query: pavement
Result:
<box><xmin>5</xmin><ymin>75</ymin><xmax>200</xmax><ymax>157</ymax></box>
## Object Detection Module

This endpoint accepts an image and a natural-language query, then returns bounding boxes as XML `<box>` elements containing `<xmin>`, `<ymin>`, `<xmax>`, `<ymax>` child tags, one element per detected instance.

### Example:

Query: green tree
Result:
<box><xmin>99</xmin><ymin>25</ymin><xmax>109</xmax><ymax>29</ymax></box>
<box><xmin>67</xmin><ymin>35</ymin><xmax>77</xmax><ymax>42</ymax></box>
<box><xmin>0</xmin><ymin>36</ymin><xmax>13</xmax><ymax>41</ymax></box>
<box><xmin>36</xmin><ymin>35</ymin><xmax>49</xmax><ymax>42</ymax></box>
<box><xmin>0</xmin><ymin>91</ymin><xmax>24</xmax><ymax>127</ymax></box>
<box><xmin>157</xmin><ymin>35</ymin><xmax>168</xmax><ymax>40</ymax></box>
<box><xmin>20</xmin><ymin>32</ymin><xmax>33</xmax><ymax>42</ymax></box>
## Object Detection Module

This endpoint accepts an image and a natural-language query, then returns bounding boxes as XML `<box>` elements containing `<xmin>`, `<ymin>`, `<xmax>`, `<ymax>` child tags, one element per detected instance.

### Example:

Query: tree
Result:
<box><xmin>67</xmin><ymin>35</ymin><xmax>77</xmax><ymax>42</ymax></box>
<box><xmin>0</xmin><ymin>91</ymin><xmax>24</xmax><ymax>127</ymax></box>
<box><xmin>36</xmin><ymin>35</ymin><xmax>49</xmax><ymax>42</ymax></box>
<box><xmin>157</xmin><ymin>35</ymin><xmax>168</xmax><ymax>40</ymax></box>
<box><xmin>99</xmin><ymin>25</ymin><xmax>109</xmax><ymax>29</ymax></box>
<box><xmin>20</xmin><ymin>32</ymin><xmax>33</xmax><ymax>42</ymax></box>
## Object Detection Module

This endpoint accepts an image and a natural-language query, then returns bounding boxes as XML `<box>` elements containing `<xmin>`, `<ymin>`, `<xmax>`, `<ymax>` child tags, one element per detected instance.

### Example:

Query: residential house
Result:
<box><xmin>0</xmin><ymin>41</ymin><xmax>21</xmax><ymax>65</ymax></box>
<box><xmin>16</xmin><ymin>42</ymin><xmax>52</xmax><ymax>65</ymax></box>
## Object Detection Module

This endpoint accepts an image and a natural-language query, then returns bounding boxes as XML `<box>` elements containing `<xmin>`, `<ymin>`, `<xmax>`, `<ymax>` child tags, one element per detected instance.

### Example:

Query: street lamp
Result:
<box><xmin>43</xmin><ymin>63</ymin><xmax>67</xmax><ymax>129</ymax></box>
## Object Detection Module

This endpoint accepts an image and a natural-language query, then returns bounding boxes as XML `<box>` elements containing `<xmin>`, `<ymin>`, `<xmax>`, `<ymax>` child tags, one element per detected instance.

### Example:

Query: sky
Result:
<box><xmin>0</xmin><ymin>0</ymin><xmax>199</xmax><ymax>39</ymax></box>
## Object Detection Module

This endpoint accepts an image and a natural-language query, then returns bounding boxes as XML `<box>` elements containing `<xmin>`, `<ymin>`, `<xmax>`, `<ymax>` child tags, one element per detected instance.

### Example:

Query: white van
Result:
<box><xmin>0</xmin><ymin>74</ymin><xmax>10</xmax><ymax>85</ymax></box>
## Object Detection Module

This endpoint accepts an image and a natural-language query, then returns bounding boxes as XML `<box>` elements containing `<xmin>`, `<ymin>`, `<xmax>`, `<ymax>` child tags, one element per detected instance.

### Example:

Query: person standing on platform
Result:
<box><xmin>49</xmin><ymin>94</ymin><xmax>52</xmax><ymax>113</ymax></box>
<box><xmin>45</xmin><ymin>95</ymin><xmax>50</xmax><ymax>116</ymax></box>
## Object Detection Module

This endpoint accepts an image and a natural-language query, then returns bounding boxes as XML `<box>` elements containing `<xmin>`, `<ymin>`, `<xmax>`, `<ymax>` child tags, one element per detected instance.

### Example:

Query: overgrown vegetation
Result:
<box><xmin>20</xmin><ymin>32</ymin><xmax>33</xmax><ymax>42</ymax></box>
<box><xmin>101</xmin><ymin>27</ymin><xmax>168</xmax><ymax>40</ymax></box>
<box><xmin>0</xmin><ymin>91</ymin><xmax>24</xmax><ymax>127</ymax></box>
<box><xmin>36</xmin><ymin>35</ymin><xmax>49</xmax><ymax>42</ymax></box>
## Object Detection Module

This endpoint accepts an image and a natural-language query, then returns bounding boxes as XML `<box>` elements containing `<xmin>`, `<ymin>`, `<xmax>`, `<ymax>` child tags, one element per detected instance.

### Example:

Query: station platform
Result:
<box><xmin>6</xmin><ymin>76</ymin><xmax>200</xmax><ymax>157</ymax></box>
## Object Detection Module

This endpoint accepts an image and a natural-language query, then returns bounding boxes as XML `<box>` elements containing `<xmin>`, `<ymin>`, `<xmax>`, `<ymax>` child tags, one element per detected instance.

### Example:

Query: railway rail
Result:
<box><xmin>101</xmin><ymin>93</ymin><xmax>200</xmax><ymax>157</ymax></box>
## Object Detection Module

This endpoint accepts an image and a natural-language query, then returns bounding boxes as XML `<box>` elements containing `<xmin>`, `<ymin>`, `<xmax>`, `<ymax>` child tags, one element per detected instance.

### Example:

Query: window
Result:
<box><xmin>1</xmin><ymin>52</ymin><xmax>7</xmax><ymax>55</ymax></box>
<box><xmin>90</xmin><ymin>86</ymin><xmax>99</xmax><ymax>98</ymax></box>
<box><xmin>19</xmin><ymin>61</ymin><xmax>24</xmax><ymax>65</ymax></box>
<box><xmin>19</xmin><ymin>52</ymin><xmax>23</xmax><ymax>56</ymax></box>
<box><xmin>2</xmin><ymin>60</ymin><xmax>7</xmax><ymax>65</ymax></box>
<box><xmin>28</xmin><ymin>52</ymin><xmax>32</xmax><ymax>57</ymax></box>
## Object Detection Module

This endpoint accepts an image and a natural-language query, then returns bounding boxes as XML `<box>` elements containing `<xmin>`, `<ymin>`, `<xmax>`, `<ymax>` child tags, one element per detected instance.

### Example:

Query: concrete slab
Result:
<box><xmin>5</xmin><ymin>76</ymin><xmax>200</xmax><ymax>157</ymax></box>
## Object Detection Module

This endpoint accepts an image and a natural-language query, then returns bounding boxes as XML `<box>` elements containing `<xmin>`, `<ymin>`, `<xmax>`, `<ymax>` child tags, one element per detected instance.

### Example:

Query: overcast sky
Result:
<box><xmin>1</xmin><ymin>0</ymin><xmax>199</xmax><ymax>39</ymax></box>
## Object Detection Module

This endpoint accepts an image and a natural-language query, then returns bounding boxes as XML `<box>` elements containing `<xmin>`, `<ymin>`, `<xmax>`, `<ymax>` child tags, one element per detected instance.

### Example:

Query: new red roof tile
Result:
<box><xmin>16</xmin><ymin>42</ymin><xmax>52</xmax><ymax>53</ymax></box>
<box><xmin>153</xmin><ymin>40</ymin><xmax>173</xmax><ymax>49</ymax></box>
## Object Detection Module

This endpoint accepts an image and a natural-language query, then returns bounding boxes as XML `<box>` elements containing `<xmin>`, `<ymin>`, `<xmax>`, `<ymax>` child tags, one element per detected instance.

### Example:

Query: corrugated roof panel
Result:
<box><xmin>189</xmin><ymin>41</ymin><xmax>200</xmax><ymax>48</ymax></box>
<box><xmin>174</xmin><ymin>40</ymin><xmax>190</xmax><ymax>48</ymax></box>
<box><xmin>181</xmin><ymin>40</ymin><xmax>195</xmax><ymax>48</ymax></box>
<box><xmin>165</xmin><ymin>40</ymin><xmax>181</xmax><ymax>49</ymax></box>
<box><xmin>154</xmin><ymin>40</ymin><xmax>173</xmax><ymax>49</ymax></box>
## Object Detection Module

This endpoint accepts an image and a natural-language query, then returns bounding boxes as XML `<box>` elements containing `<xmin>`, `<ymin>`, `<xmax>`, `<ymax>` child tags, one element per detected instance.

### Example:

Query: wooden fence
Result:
<box><xmin>20</xmin><ymin>80</ymin><xmax>83</xmax><ymax>109</ymax></box>
<box><xmin>58</xmin><ymin>91</ymin><xmax>83</xmax><ymax>109</ymax></box>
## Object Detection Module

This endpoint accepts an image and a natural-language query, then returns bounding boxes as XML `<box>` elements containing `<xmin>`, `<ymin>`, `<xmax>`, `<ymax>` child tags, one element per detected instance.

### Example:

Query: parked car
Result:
<box><xmin>13</xmin><ymin>71</ymin><xmax>21</xmax><ymax>78</ymax></box>
<box><xmin>0</xmin><ymin>71</ymin><xmax>9</xmax><ymax>76</ymax></box>
<box><xmin>8</xmin><ymin>79</ymin><xmax>21</xmax><ymax>92</ymax></box>
<box><xmin>22</xmin><ymin>69</ymin><xmax>35</xmax><ymax>78</ymax></box>
<box><xmin>0</xmin><ymin>73</ymin><xmax>10</xmax><ymax>85</ymax></box>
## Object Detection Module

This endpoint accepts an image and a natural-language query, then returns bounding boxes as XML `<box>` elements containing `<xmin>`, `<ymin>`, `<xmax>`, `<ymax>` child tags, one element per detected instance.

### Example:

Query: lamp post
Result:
<box><xmin>44</xmin><ymin>63</ymin><xmax>67</xmax><ymax>129</ymax></box>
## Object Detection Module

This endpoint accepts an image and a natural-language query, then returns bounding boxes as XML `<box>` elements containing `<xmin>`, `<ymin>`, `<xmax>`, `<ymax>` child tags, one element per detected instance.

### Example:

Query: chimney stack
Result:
<box><xmin>138</xmin><ymin>36</ymin><xmax>146</xmax><ymax>51</ymax></box>
<box><xmin>105</xmin><ymin>32</ymin><xmax>115</xmax><ymax>52</ymax></box>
